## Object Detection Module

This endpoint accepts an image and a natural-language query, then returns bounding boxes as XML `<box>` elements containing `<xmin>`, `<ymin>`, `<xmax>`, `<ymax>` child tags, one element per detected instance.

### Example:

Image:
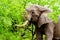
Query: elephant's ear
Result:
<box><xmin>38</xmin><ymin>6</ymin><xmax>52</xmax><ymax>13</ymax></box>
<box><xmin>38</xmin><ymin>13</ymin><xmax>52</xmax><ymax>28</ymax></box>
<box><xmin>37</xmin><ymin>6</ymin><xmax>52</xmax><ymax>28</ymax></box>
<box><xmin>35</xmin><ymin>5</ymin><xmax>52</xmax><ymax>13</ymax></box>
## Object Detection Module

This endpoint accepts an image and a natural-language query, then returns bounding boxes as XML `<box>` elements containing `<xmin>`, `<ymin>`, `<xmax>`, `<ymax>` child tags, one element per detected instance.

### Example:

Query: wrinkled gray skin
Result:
<box><xmin>17</xmin><ymin>4</ymin><xmax>60</xmax><ymax>40</ymax></box>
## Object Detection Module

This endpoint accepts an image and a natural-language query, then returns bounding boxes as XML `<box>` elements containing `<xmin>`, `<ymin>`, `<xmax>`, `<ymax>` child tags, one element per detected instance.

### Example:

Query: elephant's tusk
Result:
<box><xmin>15</xmin><ymin>20</ymin><xmax>29</xmax><ymax>28</ymax></box>
<box><xmin>22</xmin><ymin>20</ymin><xmax>29</xmax><ymax>27</ymax></box>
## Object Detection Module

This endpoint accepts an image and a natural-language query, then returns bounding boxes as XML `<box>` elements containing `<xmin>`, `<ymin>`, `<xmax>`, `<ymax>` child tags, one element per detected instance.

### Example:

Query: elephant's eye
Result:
<box><xmin>31</xmin><ymin>11</ymin><xmax>34</xmax><ymax>14</ymax></box>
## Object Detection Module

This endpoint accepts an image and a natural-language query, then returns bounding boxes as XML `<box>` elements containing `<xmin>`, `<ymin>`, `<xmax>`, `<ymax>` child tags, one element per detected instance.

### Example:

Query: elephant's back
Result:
<box><xmin>54</xmin><ymin>15</ymin><xmax>60</xmax><ymax>38</ymax></box>
<box><xmin>54</xmin><ymin>24</ymin><xmax>60</xmax><ymax>37</ymax></box>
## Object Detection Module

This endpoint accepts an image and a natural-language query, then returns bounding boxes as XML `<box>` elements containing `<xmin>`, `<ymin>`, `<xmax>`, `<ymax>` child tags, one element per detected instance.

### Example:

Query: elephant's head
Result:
<box><xmin>24</xmin><ymin>4</ymin><xmax>52</xmax><ymax>27</ymax></box>
<box><xmin>24</xmin><ymin>4</ymin><xmax>52</xmax><ymax>22</ymax></box>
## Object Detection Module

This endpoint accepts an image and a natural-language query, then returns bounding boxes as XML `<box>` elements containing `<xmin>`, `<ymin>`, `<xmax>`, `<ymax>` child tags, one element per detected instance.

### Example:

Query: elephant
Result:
<box><xmin>16</xmin><ymin>4</ymin><xmax>60</xmax><ymax>40</ymax></box>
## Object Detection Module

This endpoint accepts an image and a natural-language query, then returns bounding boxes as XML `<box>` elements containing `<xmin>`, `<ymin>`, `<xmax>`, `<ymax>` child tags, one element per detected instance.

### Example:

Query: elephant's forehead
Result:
<box><xmin>26</xmin><ymin>6</ymin><xmax>38</xmax><ymax>11</ymax></box>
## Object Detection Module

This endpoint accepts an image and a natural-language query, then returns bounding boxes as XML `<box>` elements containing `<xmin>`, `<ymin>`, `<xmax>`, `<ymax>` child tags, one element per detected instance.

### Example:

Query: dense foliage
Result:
<box><xmin>0</xmin><ymin>0</ymin><xmax>60</xmax><ymax>40</ymax></box>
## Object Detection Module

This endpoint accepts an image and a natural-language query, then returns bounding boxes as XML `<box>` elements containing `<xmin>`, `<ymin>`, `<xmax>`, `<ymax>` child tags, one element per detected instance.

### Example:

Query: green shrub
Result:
<box><xmin>0</xmin><ymin>0</ymin><xmax>60</xmax><ymax>40</ymax></box>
